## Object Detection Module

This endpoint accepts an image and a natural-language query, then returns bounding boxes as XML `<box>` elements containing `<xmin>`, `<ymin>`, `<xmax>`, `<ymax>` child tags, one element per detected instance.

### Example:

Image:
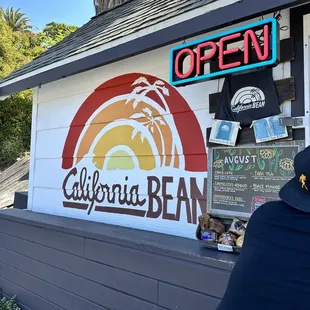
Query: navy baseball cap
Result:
<box><xmin>279</xmin><ymin>145</ymin><xmax>310</xmax><ymax>212</ymax></box>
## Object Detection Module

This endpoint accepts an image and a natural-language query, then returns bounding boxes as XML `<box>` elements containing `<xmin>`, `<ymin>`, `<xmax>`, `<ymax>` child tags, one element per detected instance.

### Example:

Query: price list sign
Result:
<box><xmin>208</xmin><ymin>143</ymin><xmax>303</xmax><ymax>218</ymax></box>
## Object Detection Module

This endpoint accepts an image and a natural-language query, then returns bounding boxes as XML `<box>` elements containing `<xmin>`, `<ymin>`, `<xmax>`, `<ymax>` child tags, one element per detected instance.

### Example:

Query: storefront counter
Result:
<box><xmin>0</xmin><ymin>208</ymin><xmax>236</xmax><ymax>310</ymax></box>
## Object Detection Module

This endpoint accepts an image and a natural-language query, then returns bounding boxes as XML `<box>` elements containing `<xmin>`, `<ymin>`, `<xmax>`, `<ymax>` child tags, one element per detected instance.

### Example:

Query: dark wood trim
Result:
<box><xmin>280</xmin><ymin>37</ymin><xmax>295</xmax><ymax>62</ymax></box>
<box><xmin>209</xmin><ymin>93</ymin><xmax>222</xmax><ymax>114</ymax></box>
<box><xmin>209</xmin><ymin>77</ymin><xmax>295</xmax><ymax>113</ymax></box>
<box><xmin>0</xmin><ymin>0</ymin><xmax>305</xmax><ymax>96</ymax></box>
<box><xmin>275</xmin><ymin>77</ymin><xmax>296</xmax><ymax>102</ymax></box>
<box><xmin>13</xmin><ymin>192</ymin><xmax>28</xmax><ymax>210</ymax></box>
<box><xmin>290</xmin><ymin>4</ymin><xmax>310</xmax><ymax>140</ymax></box>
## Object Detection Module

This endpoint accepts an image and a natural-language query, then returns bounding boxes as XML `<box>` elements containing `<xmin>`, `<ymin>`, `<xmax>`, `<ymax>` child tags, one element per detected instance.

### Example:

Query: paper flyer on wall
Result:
<box><xmin>253</xmin><ymin>114</ymin><xmax>288</xmax><ymax>143</ymax></box>
<box><xmin>209</xmin><ymin>119</ymin><xmax>240</xmax><ymax>146</ymax></box>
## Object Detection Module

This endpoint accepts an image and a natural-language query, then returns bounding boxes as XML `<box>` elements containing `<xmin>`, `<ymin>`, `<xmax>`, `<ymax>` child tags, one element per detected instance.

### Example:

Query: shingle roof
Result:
<box><xmin>0</xmin><ymin>0</ymin><xmax>217</xmax><ymax>85</ymax></box>
<box><xmin>0</xmin><ymin>157</ymin><xmax>29</xmax><ymax>209</ymax></box>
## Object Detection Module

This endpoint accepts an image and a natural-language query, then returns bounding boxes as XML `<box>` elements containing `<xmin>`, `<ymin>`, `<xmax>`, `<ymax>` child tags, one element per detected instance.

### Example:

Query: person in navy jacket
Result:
<box><xmin>217</xmin><ymin>145</ymin><xmax>310</xmax><ymax>310</ymax></box>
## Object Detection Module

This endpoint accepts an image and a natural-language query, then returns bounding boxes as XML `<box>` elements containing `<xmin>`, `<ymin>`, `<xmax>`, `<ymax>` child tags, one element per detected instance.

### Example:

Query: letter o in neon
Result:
<box><xmin>174</xmin><ymin>48</ymin><xmax>196</xmax><ymax>79</ymax></box>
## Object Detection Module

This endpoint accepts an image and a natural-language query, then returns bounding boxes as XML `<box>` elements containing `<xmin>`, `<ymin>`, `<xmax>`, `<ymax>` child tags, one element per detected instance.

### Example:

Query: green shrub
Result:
<box><xmin>0</xmin><ymin>296</ymin><xmax>21</xmax><ymax>310</ymax></box>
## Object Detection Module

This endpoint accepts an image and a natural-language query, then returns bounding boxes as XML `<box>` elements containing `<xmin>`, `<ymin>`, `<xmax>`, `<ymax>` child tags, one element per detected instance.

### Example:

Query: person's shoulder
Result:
<box><xmin>248</xmin><ymin>200</ymin><xmax>287</xmax><ymax>225</ymax></box>
<box><xmin>253</xmin><ymin>200</ymin><xmax>286</xmax><ymax>216</ymax></box>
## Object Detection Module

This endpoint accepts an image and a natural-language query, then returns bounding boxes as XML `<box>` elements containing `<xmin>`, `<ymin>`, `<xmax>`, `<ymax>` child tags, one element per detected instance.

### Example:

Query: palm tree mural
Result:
<box><xmin>130</xmin><ymin>107</ymin><xmax>167</xmax><ymax>166</ymax></box>
<box><xmin>1</xmin><ymin>7</ymin><xmax>33</xmax><ymax>32</ymax></box>
<box><xmin>127</xmin><ymin>77</ymin><xmax>178</xmax><ymax>168</ymax></box>
<box><xmin>126</xmin><ymin>77</ymin><xmax>170</xmax><ymax>109</ymax></box>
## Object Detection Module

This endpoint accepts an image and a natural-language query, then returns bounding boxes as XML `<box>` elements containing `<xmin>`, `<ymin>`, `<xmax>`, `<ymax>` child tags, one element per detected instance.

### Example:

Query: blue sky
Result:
<box><xmin>0</xmin><ymin>0</ymin><xmax>95</xmax><ymax>30</ymax></box>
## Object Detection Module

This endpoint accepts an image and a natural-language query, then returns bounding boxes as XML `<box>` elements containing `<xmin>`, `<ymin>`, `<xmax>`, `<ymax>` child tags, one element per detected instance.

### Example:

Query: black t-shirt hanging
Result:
<box><xmin>215</xmin><ymin>69</ymin><xmax>281</xmax><ymax>127</ymax></box>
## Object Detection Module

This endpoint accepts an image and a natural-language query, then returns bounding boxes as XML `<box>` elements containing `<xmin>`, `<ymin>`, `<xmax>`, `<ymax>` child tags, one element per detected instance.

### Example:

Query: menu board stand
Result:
<box><xmin>207</xmin><ymin>141</ymin><xmax>305</xmax><ymax>220</ymax></box>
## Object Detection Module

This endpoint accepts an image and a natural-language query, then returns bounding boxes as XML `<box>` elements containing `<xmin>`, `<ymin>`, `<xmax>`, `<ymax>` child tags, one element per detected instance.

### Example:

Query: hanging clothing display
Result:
<box><xmin>215</xmin><ymin>69</ymin><xmax>281</xmax><ymax>127</ymax></box>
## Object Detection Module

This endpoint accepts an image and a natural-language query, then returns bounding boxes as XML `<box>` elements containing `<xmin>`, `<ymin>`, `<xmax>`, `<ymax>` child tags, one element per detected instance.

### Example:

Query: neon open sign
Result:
<box><xmin>170</xmin><ymin>18</ymin><xmax>279</xmax><ymax>87</ymax></box>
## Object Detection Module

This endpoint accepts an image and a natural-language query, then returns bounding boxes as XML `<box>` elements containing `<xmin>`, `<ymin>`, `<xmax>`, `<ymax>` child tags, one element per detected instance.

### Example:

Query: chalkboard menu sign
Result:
<box><xmin>208</xmin><ymin>142</ymin><xmax>304</xmax><ymax>219</ymax></box>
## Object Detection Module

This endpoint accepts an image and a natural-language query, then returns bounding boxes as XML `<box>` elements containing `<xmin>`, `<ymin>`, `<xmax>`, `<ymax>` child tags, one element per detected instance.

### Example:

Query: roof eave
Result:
<box><xmin>0</xmin><ymin>0</ymin><xmax>305</xmax><ymax>97</ymax></box>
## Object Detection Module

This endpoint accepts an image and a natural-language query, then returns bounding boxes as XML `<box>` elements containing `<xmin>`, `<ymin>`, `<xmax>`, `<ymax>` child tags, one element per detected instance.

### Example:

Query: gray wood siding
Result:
<box><xmin>0</xmin><ymin>209</ymin><xmax>236</xmax><ymax>310</ymax></box>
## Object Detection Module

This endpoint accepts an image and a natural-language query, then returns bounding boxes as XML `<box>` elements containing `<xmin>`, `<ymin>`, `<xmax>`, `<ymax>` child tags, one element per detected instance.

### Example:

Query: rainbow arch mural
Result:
<box><xmin>62</xmin><ymin>73</ymin><xmax>207</xmax><ymax>172</ymax></box>
<box><xmin>60</xmin><ymin>73</ymin><xmax>208</xmax><ymax>227</ymax></box>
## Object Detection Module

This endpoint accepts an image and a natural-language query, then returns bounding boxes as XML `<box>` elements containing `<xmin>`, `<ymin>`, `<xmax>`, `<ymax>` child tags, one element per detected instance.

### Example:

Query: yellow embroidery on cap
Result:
<box><xmin>299</xmin><ymin>174</ymin><xmax>308</xmax><ymax>191</ymax></box>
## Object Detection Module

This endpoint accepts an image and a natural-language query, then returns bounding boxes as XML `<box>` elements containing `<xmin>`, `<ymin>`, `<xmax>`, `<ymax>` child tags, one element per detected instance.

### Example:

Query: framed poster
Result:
<box><xmin>207</xmin><ymin>141</ymin><xmax>305</xmax><ymax>219</ymax></box>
